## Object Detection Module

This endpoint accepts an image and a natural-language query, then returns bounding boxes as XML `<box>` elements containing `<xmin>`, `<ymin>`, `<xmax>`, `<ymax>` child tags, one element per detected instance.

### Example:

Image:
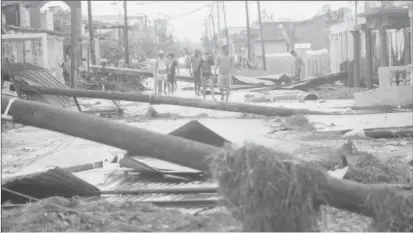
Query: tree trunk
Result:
<box><xmin>19</xmin><ymin>86</ymin><xmax>343</xmax><ymax>116</ymax></box>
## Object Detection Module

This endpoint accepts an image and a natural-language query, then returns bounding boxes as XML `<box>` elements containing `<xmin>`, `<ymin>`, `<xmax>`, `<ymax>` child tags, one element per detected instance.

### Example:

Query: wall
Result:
<box><xmin>40</xmin><ymin>11</ymin><xmax>54</xmax><ymax>31</ymax></box>
<box><xmin>253</xmin><ymin>40</ymin><xmax>288</xmax><ymax>57</ymax></box>
<box><xmin>19</xmin><ymin>4</ymin><xmax>30</xmax><ymax>27</ymax></box>
<box><xmin>294</xmin><ymin>16</ymin><xmax>332</xmax><ymax>50</ymax></box>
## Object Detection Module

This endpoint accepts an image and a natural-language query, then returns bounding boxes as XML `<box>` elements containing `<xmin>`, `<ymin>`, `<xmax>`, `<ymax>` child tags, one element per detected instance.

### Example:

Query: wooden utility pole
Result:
<box><xmin>256</xmin><ymin>1</ymin><xmax>266</xmax><ymax>71</ymax></box>
<box><xmin>204</xmin><ymin>18</ymin><xmax>209</xmax><ymax>39</ymax></box>
<box><xmin>87</xmin><ymin>0</ymin><xmax>96</xmax><ymax>65</ymax></box>
<box><xmin>222</xmin><ymin>1</ymin><xmax>229</xmax><ymax>46</ymax></box>
<box><xmin>210</xmin><ymin>6</ymin><xmax>217</xmax><ymax>52</ymax></box>
<box><xmin>144</xmin><ymin>15</ymin><xmax>148</xmax><ymax>31</ymax></box>
<box><xmin>245</xmin><ymin>1</ymin><xmax>251</xmax><ymax>61</ymax></box>
<box><xmin>216</xmin><ymin>1</ymin><xmax>221</xmax><ymax>47</ymax></box>
<box><xmin>123</xmin><ymin>0</ymin><xmax>129</xmax><ymax>65</ymax></box>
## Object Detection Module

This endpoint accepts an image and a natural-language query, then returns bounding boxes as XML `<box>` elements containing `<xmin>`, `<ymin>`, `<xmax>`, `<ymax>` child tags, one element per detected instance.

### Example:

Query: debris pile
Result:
<box><xmin>209</xmin><ymin>142</ymin><xmax>413</xmax><ymax>232</ymax></box>
<box><xmin>1</xmin><ymin>196</ymin><xmax>239</xmax><ymax>232</ymax></box>
<box><xmin>209</xmin><ymin>143</ymin><xmax>321</xmax><ymax>231</ymax></box>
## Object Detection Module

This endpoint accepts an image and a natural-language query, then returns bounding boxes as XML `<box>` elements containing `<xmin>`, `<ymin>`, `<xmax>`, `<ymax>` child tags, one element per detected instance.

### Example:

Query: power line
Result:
<box><xmin>168</xmin><ymin>3</ymin><xmax>212</xmax><ymax>20</ymax></box>
<box><xmin>135</xmin><ymin>1</ymin><xmax>186</xmax><ymax>7</ymax></box>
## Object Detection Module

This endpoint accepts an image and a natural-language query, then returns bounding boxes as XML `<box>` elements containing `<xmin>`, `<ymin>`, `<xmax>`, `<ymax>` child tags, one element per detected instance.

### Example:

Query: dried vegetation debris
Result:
<box><xmin>1</xmin><ymin>196</ymin><xmax>239</xmax><ymax>232</ymax></box>
<box><xmin>209</xmin><ymin>142</ymin><xmax>413</xmax><ymax>232</ymax></box>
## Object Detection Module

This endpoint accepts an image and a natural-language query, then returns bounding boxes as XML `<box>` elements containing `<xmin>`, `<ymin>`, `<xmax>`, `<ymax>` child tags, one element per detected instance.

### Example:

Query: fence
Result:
<box><xmin>1</xmin><ymin>33</ymin><xmax>65</xmax><ymax>83</ymax></box>
<box><xmin>329</xmin><ymin>27</ymin><xmax>409</xmax><ymax>83</ymax></box>
<box><xmin>264</xmin><ymin>49</ymin><xmax>330</xmax><ymax>80</ymax></box>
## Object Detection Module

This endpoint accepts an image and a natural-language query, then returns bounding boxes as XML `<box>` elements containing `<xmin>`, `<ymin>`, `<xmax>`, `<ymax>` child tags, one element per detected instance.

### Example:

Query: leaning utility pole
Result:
<box><xmin>123</xmin><ymin>0</ymin><xmax>129</xmax><ymax>65</ymax></box>
<box><xmin>210</xmin><ymin>5</ymin><xmax>217</xmax><ymax>52</ymax></box>
<box><xmin>204</xmin><ymin>18</ymin><xmax>209</xmax><ymax>39</ymax></box>
<box><xmin>144</xmin><ymin>15</ymin><xmax>148</xmax><ymax>31</ymax></box>
<box><xmin>222</xmin><ymin>1</ymin><xmax>229</xmax><ymax>46</ymax></box>
<box><xmin>216</xmin><ymin>1</ymin><xmax>221</xmax><ymax>47</ymax></box>
<box><xmin>257</xmin><ymin>1</ymin><xmax>266</xmax><ymax>71</ymax></box>
<box><xmin>87</xmin><ymin>0</ymin><xmax>96</xmax><ymax>65</ymax></box>
<box><xmin>245</xmin><ymin>1</ymin><xmax>251</xmax><ymax>61</ymax></box>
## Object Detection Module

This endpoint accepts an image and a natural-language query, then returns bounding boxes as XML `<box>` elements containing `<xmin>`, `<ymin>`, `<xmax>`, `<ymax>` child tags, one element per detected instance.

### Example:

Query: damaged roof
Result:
<box><xmin>1</xmin><ymin>61</ymin><xmax>71</xmax><ymax>108</ymax></box>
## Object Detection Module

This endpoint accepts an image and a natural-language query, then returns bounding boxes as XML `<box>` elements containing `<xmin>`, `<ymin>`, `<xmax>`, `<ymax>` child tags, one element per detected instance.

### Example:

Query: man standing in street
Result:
<box><xmin>290</xmin><ymin>50</ymin><xmax>304</xmax><ymax>82</ymax></box>
<box><xmin>61</xmin><ymin>54</ymin><xmax>71</xmax><ymax>86</ymax></box>
<box><xmin>214</xmin><ymin>45</ymin><xmax>234</xmax><ymax>103</ymax></box>
<box><xmin>200</xmin><ymin>51</ymin><xmax>215</xmax><ymax>100</ymax></box>
<box><xmin>188</xmin><ymin>49</ymin><xmax>203</xmax><ymax>96</ymax></box>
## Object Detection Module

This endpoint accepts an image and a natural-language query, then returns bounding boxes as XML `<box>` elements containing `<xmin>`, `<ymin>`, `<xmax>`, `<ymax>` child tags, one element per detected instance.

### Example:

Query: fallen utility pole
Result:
<box><xmin>1</xmin><ymin>95</ymin><xmax>219</xmax><ymax>173</ymax></box>
<box><xmin>89</xmin><ymin>65</ymin><xmax>193</xmax><ymax>82</ymax></box>
<box><xmin>18</xmin><ymin>86</ymin><xmax>345</xmax><ymax>116</ymax></box>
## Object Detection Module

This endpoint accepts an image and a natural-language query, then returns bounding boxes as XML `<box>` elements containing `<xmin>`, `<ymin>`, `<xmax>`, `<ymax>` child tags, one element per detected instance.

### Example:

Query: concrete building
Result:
<box><xmin>40</xmin><ymin>10</ymin><xmax>54</xmax><ymax>31</ymax></box>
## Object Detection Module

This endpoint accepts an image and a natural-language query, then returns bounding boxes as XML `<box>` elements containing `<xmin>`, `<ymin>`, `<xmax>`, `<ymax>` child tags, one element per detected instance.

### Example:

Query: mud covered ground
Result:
<box><xmin>2</xmin><ymin>83</ymin><xmax>412</xmax><ymax>231</ymax></box>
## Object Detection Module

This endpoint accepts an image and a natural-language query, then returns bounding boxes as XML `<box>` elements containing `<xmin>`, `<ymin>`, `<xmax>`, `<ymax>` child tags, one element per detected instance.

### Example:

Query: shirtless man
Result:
<box><xmin>290</xmin><ymin>50</ymin><xmax>304</xmax><ymax>82</ymax></box>
<box><xmin>188</xmin><ymin>49</ymin><xmax>203</xmax><ymax>96</ymax></box>
<box><xmin>200</xmin><ymin>51</ymin><xmax>215</xmax><ymax>100</ymax></box>
<box><xmin>214</xmin><ymin>45</ymin><xmax>234</xmax><ymax>102</ymax></box>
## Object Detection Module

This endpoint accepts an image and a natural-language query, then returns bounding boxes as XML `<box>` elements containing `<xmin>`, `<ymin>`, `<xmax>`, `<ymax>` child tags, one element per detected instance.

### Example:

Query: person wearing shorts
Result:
<box><xmin>214</xmin><ymin>45</ymin><xmax>234</xmax><ymax>102</ymax></box>
<box><xmin>166</xmin><ymin>52</ymin><xmax>178</xmax><ymax>95</ymax></box>
<box><xmin>154</xmin><ymin>50</ymin><xmax>168</xmax><ymax>96</ymax></box>
<box><xmin>189</xmin><ymin>49</ymin><xmax>203</xmax><ymax>96</ymax></box>
<box><xmin>200</xmin><ymin>52</ymin><xmax>215</xmax><ymax>100</ymax></box>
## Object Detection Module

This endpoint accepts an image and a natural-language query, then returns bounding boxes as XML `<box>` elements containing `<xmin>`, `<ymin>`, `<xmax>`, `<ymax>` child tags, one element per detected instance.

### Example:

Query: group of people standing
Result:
<box><xmin>185</xmin><ymin>45</ymin><xmax>234</xmax><ymax>102</ymax></box>
<box><xmin>153</xmin><ymin>51</ymin><xmax>179</xmax><ymax>96</ymax></box>
<box><xmin>153</xmin><ymin>45</ymin><xmax>234</xmax><ymax>103</ymax></box>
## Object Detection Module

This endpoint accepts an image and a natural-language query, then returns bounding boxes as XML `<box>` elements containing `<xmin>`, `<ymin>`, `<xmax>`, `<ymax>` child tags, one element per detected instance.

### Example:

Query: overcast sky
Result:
<box><xmin>43</xmin><ymin>1</ymin><xmax>351</xmax><ymax>42</ymax></box>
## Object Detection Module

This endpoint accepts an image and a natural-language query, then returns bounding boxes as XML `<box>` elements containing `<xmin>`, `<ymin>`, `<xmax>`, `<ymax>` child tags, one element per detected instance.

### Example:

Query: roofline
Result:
<box><xmin>358</xmin><ymin>7</ymin><xmax>409</xmax><ymax>17</ymax></box>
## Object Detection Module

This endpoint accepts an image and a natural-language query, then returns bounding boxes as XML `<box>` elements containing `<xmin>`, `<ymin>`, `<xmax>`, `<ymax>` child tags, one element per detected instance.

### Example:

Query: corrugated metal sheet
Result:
<box><xmin>168</xmin><ymin>120</ymin><xmax>230</xmax><ymax>148</ymax></box>
<box><xmin>2</xmin><ymin>167</ymin><xmax>100</xmax><ymax>204</ymax></box>
<box><xmin>2</xmin><ymin>62</ymin><xmax>70</xmax><ymax>107</ymax></box>
<box><xmin>83</xmin><ymin>193</ymin><xmax>220</xmax><ymax>208</ymax></box>
<box><xmin>124</xmin><ymin>120</ymin><xmax>229</xmax><ymax>175</ymax></box>
<box><xmin>99</xmin><ymin>172</ymin><xmax>217</xmax><ymax>192</ymax></box>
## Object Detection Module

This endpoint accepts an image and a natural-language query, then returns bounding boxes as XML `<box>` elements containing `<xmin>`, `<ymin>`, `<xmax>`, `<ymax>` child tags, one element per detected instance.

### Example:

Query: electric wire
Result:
<box><xmin>168</xmin><ymin>2</ymin><xmax>213</xmax><ymax>21</ymax></box>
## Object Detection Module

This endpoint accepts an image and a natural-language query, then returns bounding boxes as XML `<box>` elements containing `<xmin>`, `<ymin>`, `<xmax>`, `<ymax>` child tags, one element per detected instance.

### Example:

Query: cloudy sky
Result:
<box><xmin>43</xmin><ymin>1</ymin><xmax>351</xmax><ymax>42</ymax></box>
